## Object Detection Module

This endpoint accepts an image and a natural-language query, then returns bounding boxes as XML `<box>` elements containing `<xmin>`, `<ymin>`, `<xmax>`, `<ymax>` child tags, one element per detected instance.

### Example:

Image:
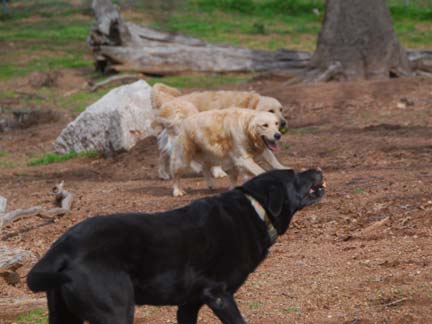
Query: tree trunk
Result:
<box><xmin>88</xmin><ymin>0</ymin><xmax>310</xmax><ymax>75</ymax></box>
<box><xmin>307</xmin><ymin>0</ymin><xmax>412</xmax><ymax>81</ymax></box>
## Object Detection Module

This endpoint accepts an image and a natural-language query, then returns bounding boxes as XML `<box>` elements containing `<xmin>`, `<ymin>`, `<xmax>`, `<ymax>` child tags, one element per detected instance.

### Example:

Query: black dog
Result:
<box><xmin>27</xmin><ymin>169</ymin><xmax>325</xmax><ymax>324</ymax></box>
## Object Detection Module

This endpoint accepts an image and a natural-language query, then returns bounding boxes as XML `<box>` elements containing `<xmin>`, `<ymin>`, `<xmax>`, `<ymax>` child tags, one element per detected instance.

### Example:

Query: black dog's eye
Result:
<box><xmin>269</xmin><ymin>109</ymin><xmax>274</xmax><ymax>113</ymax></box>
<box><xmin>263</xmin><ymin>123</ymin><xmax>268</xmax><ymax>127</ymax></box>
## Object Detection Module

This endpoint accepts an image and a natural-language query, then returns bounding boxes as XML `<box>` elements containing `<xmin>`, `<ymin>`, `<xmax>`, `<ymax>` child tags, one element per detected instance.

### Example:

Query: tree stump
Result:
<box><xmin>306</xmin><ymin>0</ymin><xmax>412</xmax><ymax>81</ymax></box>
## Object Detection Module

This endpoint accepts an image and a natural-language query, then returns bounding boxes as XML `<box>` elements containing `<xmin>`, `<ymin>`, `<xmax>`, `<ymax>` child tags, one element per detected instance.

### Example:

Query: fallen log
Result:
<box><xmin>88</xmin><ymin>0</ymin><xmax>310</xmax><ymax>75</ymax></box>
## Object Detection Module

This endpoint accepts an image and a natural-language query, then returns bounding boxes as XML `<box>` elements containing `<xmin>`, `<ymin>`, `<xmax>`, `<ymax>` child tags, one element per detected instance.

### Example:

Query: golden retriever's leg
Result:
<box><xmin>210</xmin><ymin>166</ymin><xmax>227</xmax><ymax>179</ymax></box>
<box><xmin>261</xmin><ymin>149</ymin><xmax>289</xmax><ymax>170</ymax></box>
<box><xmin>226</xmin><ymin>168</ymin><xmax>239</xmax><ymax>189</ymax></box>
<box><xmin>157</xmin><ymin>129</ymin><xmax>173</xmax><ymax>180</ymax></box>
<box><xmin>158</xmin><ymin>151</ymin><xmax>171</xmax><ymax>180</ymax></box>
<box><xmin>202</xmin><ymin>164</ymin><xmax>215</xmax><ymax>190</ymax></box>
<box><xmin>233</xmin><ymin>157</ymin><xmax>266</xmax><ymax>176</ymax></box>
<box><xmin>172</xmin><ymin>176</ymin><xmax>186</xmax><ymax>197</ymax></box>
<box><xmin>170</xmin><ymin>138</ymin><xmax>188</xmax><ymax>197</ymax></box>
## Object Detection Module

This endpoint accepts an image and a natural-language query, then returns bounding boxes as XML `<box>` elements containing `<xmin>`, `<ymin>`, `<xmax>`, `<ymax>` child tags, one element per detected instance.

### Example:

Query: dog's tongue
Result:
<box><xmin>268</xmin><ymin>142</ymin><xmax>278</xmax><ymax>152</ymax></box>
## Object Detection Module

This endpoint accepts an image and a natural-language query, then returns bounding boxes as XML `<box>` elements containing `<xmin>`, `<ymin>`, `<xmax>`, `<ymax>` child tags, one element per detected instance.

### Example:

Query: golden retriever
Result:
<box><xmin>153</xmin><ymin>83</ymin><xmax>288</xmax><ymax>180</ymax></box>
<box><xmin>170</xmin><ymin>108</ymin><xmax>286</xmax><ymax>197</ymax></box>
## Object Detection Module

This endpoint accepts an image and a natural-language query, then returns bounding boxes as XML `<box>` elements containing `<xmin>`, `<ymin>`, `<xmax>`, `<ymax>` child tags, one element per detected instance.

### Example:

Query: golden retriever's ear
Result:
<box><xmin>246</xmin><ymin>115</ymin><xmax>260</xmax><ymax>144</ymax></box>
<box><xmin>151</xmin><ymin>83</ymin><xmax>182</xmax><ymax>109</ymax></box>
<box><xmin>244</xmin><ymin>94</ymin><xmax>260</xmax><ymax>109</ymax></box>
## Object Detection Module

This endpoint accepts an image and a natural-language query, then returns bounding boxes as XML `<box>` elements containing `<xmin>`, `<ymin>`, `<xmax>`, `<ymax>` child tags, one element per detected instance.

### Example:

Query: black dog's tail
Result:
<box><xmin>27</xmin><ymin>247</ymin><xmax>71</xmax><ymax>292</ymax></box>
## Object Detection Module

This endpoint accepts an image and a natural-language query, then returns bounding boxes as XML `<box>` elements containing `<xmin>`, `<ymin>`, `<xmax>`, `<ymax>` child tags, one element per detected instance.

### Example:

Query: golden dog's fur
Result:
<box><xmin>153</xmin><ymin>83</ymin><xmax>287</xmax><ymax>180</ymax></box>
<box><xmin>170</xmin><ymin>108</ymin><xmax>286</xmax><ymax>197</ymax></box>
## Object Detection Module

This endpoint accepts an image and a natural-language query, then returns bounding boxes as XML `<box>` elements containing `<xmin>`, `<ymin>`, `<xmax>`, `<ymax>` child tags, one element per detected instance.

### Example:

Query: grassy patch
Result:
<box><xmin>283</xmin><ymin>143</ymin><xmax>292</xmax><ymax>150</ymax></box>
<box><xmin>283</xmin><ymin>305</ymin><xmax>301</xmax><ymax>313</ymax></box>
<box><xmin>27</xmin><ymin>150</ymin><xmax>99</xmax><ymax>166</ymax></box>
<box><xmin>353</xmin><ymin>187</ymin><xmax>364</xmax><ymax>194</ymax></box>
<box><xmin>0</xmin><ymin>150</ymin><xmax>7</xmax><ymax>157</ymax></box>
<box><xmin>16</xmin><ymin>308</ymin><xmax>47</xmax><ymax>324</ymax></box>
<box><xmin>1</xmin><ymin>0</ymin><xmax>432</xmax><ymax>85</ymax></box>
<box><xmin>0</xmin><ymin>160</ymin><xmax>16</xmax><ymax>168</ymax></box>
<box><xmin>147</xmin><ymin>74</ymin><xmax>251</xmax><ymax>88</ymax></box>
<box><xmin>248</xmin><ymin>301</ymin><xmax>262</xmax><ymax>310</ymax></box>
<box><xmin>290</xmin><ymin>126</ymin><xmax>321</xmax><ymax>135</ymax></box>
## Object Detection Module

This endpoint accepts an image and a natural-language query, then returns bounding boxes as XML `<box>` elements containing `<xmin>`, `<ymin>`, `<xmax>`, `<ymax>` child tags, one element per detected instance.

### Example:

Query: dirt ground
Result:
<box><xmin>0</xmin><ymin>75</ymin><xmax>431</xmax><ymax>324</ymax></box>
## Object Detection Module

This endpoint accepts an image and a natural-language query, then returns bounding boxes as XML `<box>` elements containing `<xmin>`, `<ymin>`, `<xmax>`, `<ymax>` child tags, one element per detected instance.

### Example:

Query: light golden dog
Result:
<box><xmin>153</xmin><ymin>83</ymin><xmax>286</xmax><ymax>126</ymax></box>
<box><xmin>153</xmin><ymin>83</ymin><xmax>288</xmax><ymax>180</ymax></box>
<box><xmin>170</xmin><ymin>108</ymin><xmax>286</xmax><ymax>197</ymax></box>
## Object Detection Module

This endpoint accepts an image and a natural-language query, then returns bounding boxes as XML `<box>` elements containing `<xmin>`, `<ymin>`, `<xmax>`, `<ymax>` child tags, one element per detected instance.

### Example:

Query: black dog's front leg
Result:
<box><xmin>204</xmin><ymin>290</ymin><xmax>246</xmax><ymax>324</ymax></box>
<box><xmin>177</xmin><ymin>303</ymin><xmax>203</xmax><ymax>324</ymax></box>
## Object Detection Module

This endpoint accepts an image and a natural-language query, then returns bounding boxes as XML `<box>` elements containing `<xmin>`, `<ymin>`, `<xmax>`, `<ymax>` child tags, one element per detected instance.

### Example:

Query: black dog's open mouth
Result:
<box><xmin>262</xmin><ymin>136</ymin><xmax>278</xmax><ymax>152</ymax></box>
<box><xmin>307</xmin><ymin>181</ymin><xmax>326</xmax><ymax>199</ymax></box>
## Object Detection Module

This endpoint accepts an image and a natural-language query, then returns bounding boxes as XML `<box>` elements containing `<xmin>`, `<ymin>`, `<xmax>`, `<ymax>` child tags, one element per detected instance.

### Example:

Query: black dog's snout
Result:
<box><xmin>280</xmin><ymin>120</ymin><xmax>287</xmax><ymax>128</ymax></box>
<box><xmin>274</xmin><ymin>133</ymin><xmax>281</xmax><ymax>140</ymax></box>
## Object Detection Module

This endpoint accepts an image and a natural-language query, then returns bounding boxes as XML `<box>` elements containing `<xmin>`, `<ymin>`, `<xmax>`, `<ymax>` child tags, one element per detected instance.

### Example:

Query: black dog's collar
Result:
<box><xmin>245</xmin><ymin>194</ymin><xmax>278</xmax><ymax>245</ymax></box>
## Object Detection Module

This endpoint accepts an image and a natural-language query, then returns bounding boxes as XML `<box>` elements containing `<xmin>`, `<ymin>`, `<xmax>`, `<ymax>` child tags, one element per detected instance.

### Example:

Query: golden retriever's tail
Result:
<box><xmin>157</xmin><ymin>128</ymin><xmax>172</xmax><ymax>156</ymax></box>
<box><xmin>151</xmin><ymin>83</ymin><xmax>182</xmax><ymax>109</ymax></box>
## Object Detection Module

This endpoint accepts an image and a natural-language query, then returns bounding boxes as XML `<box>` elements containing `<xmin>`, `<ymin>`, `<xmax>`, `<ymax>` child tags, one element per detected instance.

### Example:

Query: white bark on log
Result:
<box><xmin>1</xmin><ymin>207</ymin><xmax>44</xmax><ymax>227</ymax></box>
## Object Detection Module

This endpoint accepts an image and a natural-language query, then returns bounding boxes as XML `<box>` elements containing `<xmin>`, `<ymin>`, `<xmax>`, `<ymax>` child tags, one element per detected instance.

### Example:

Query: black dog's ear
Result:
<box><xmin>267</xmin><ymin>184</ymin><xmax>284</xmax><ymax>218</ymax></box>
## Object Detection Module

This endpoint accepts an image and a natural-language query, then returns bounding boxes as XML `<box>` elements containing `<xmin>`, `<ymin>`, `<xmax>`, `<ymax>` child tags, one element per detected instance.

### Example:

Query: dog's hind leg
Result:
<box><xmin>204</xmin><ymin>291</ymin><xmax>246</xmax><ymax>324</ymax></box>
<box><xmin>202</xmin><ymin>163</ymin><xmax>215</xmax><ymax>190</ymax></box>
<box><xmin>158</xmin><ymin>150</ymin><xmax>171</xmax><ymax>180</ymax></box>
<box><xmin>177</xmin><ymin>303</ymin><xmax>203</xmax><ymax>324</ymax></box>
<box><xmin>62</xmin><ymin>267</ymin><xmax>135</xmax><ymax>324</ymax></box>
<box><xmin>170</xmin><ymin>137</ymin><xmax>189</xmax><ymax>197</ymax></box>
<box><xmin>226</xmin><ymin>168</ymin><xmax>239</xmax><ymax>190</ymax></box>
<box><xmin>211</xmin><ymin>166</ymin><xmax>227</xmax><ymax>179</ymax></box>
<box><xmin>47</xmin><ymin>290</ymin><xmax>83</xmax><ymax>324</ymax></box>
<box><xmin>157</xmin><ymin>130</ymin><xmax>172</xmax><ymax>180</ymax></box>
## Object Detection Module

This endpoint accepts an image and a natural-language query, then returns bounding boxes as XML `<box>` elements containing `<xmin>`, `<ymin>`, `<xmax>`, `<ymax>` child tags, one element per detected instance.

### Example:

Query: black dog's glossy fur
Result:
<box><xmin>27</xmin><ymin>169</ymin><xmax>324</xmax><ymax>324</ymax></box>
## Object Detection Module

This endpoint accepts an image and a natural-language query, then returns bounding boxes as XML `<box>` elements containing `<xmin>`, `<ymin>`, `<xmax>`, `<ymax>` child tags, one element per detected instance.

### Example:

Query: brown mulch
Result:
<box><xmin>0</xmin><ymin>76</ymin><xmax>431</xmax><ymax>324</ymax></box>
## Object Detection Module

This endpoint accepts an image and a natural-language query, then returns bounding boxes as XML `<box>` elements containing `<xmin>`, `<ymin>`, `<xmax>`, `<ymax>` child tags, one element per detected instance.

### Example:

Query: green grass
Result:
<box><xmin>0</xmin><ymin>0</ymin><xmax>431</xmax><ymax>85</ymax></box>
<box><xmin>0</xmin><ymin>160</ymin><xmax>16</xmax><ymax>168</ymax></box>
<box><xmin>353</xmin><ymin>187</ymin><xmax>364</xmax><ymax>194</ymax></box>
<box><xmin>16</xmin><ymin>308</ymin><xmax>47</xmax><ymax>324</ymax></box>
<box><xmin>27</xmin><ymin>150</ymin><xmax>99</xmax><ymax>167</ymax></box>
<box><xmin>0</xmin><ymin>150</ymin><xmax>6</xmax><ymax>157</ymax></box>
<box><xmin>290</xmin><ymin>126</ymin><xmax>321</xmax><ymax>135</ymax></box>
<box><xmin>248</xmin><ymin>301</ymin><xmax>262</xmax><ymax>309</ymax></box>
<box><xmin>283</xmin><ymin>305</ymin><xmax>301</xmax><ymax>313</ymax></box>
<box><xmin>147</xmin><ymin>74</ymin><xmax>251</xmax><ymax>88</ymax></box>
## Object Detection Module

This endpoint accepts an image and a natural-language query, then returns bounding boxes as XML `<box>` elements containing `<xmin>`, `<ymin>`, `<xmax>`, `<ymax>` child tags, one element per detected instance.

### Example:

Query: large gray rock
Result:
<box><xmin>54</xmin><ymin>80</ymin><xmax>157</xmax><ymax>154</ymax></box>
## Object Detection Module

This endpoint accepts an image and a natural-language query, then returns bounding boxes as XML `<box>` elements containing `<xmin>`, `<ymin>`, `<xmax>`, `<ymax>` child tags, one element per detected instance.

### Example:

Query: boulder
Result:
<box><xmin>53</xmin><ymin>80</ymin><xmax>157</xmax><ymax>155</ymax></box>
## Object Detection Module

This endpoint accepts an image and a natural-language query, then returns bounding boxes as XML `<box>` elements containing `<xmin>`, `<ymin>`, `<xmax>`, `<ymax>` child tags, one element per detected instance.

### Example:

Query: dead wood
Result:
<box><xmin>0</xmin><ymin>196</ymin><xmax>6</xmax><ymax>214</ymax></box>
<box><xmin>0</xmin><ymin>182</ymin><xmax>74</xmax><ymax>230</ymax></box>
<box><xmin>52</xmin><ymin>181</ymin><xmax>74</xmax><ymax>212</ymax></box>
<box><xmin>89</xmin><ymin>73</ymin><xmax>143</xmax><ymax>91</ymax></box>
<box><xmin>88</xmin><ymin>0</ymin><xmax>310</xmax><ymax>75</ymax></box>
<box><xmin>0</xmin><ymin>245</ymin><xmax>35</xmax><ymax>286</ymax></box>
<box><xmin>0</xmin><ymin>246</ymin><xmax>35</xmax><ymax>272</ymax></box>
